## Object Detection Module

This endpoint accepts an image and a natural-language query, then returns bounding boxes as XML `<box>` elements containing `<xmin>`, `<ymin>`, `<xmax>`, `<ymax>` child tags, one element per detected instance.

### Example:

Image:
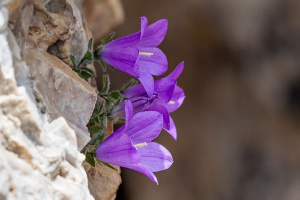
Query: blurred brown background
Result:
<box><xmin>90</xmin><ymin>0</ymin><xmax>300</xmax><ymax>199</ymax></box>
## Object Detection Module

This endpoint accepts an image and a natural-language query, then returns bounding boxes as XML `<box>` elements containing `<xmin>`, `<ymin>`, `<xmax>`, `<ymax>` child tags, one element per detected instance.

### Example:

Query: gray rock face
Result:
<box><xmin>0</xmin><ymin>3</ymin><xmax>93</xmax><ymax>199</ymax></box>
<box><xmin>2</xmin><ymin>0</ymin><xmax>123</xmax><ymax>199</ymax></box>
<box><xmin>24</xmin><ymin>49</ymin><xmax>97</xmax><ymax>149</ymax></box>
<box><xmin>8</xmin><ymin>0</ymin><xmax>98</xmax><ymax>150</ymax></box>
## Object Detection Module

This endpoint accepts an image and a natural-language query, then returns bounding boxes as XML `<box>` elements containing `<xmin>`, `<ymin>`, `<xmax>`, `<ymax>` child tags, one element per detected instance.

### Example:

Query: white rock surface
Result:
<box><xmin>8</xmin><ymin>0</ymin><xmax>98</xmax><ymax>150</ymax></box>
<box><xmin>24</xmin><ymin>49</ymin><xmax>97</xmax><ymax>150</ymax></box>
<box><xmin>0</xmin><ymin>3</ymin><xmax>94</xmax><ymax>199</ymax></box>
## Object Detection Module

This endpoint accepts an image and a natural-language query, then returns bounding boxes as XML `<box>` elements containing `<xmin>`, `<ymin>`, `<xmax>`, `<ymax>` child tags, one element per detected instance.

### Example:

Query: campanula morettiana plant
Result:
<box><xmin>113</xmin><ymin>62</ymin><xmax>185</xmax><ymax>139</ymax></box>
<box><xmin>72</xmin><ymin>16</ymin><xmax>185</xmax><ymax>184</ymax></box>
<box><xmin>97</xmin><ymin>16</ymin><xmax>168</xmax><ymax>97</ymax></box>
<box><xmin>96</xmin><ymin>101</ymin><xmax>173</xmax><ymax>184</ymax></box>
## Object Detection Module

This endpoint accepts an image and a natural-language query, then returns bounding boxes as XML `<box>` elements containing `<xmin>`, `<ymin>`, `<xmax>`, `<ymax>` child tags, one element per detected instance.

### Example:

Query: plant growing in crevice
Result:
<box><xmin>71</xmin><ymin>16</ymin><xmax>185</xmax><ymax>184</ymax></box>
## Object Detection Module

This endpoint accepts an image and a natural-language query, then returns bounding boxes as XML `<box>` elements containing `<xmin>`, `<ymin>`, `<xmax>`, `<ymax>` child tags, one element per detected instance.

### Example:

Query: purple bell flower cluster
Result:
<box><xmin>97</xmin><ymin>101</ymin><xmax>173</xmax><ymax>184</ymax></box>
<box><xmin>113</xmin><ymin>62</ymin><xmax>185</xmax><ymax>140</ymax></box>
<box><xmin>99</xmin><ymin>16</ymin><xmax>168</xmax><ymax>97</ymax></box>
<box><xmin>96</xmin><ymin>16</ymin><xmax>185</xmax><ymax>184</ymax></box>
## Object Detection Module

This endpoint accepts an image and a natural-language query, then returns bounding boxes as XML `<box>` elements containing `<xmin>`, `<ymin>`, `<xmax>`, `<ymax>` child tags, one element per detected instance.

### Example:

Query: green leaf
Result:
<box><xmin>72</xmin><ymin>68</ymin><xmax>80</xmax><ymax>73</ymax></box>
<box><xmin>89</xmin><ymin>131</ymin><xmax>105</xmax><ymax>146</ymax></box>
<box><xmin>82</xmin><ymin>59</ymin><xmax>92</xmax><ymax>65</ymax></box>
<box><xmin>108</xmin><ymin>91</ymin><xmax>122</xmax><ymax>101</ymax></box>
<box><xmin>72</xmin><ymin>68</ymin><xmax>88</xmax><ymax>80</ymax></box>
<box><xmin>80</xmin><ymin>72</ymin><xmax>91</xmax><ymax>80</ymax></box>
<box><xmin>88</xmin><ymin>37</ymin><xmax>94</xmax><ymax>50</ymax></box>
<box><xmin>121</xmin><ymin>79</ymin><xmax>139</xmax><ymax>92</ymax></box>
<box><xmin>117</xmin><ymin>118</ymin><xmax>125</xmax><ymax>123</ymax></box>
<box><xmin>99</xmin><ymin>75</ymin><xmax>110</xmax><ymax>95</ymax></box>
<box><xmin>96</xmin><ymin>159</ymin><xmax>116</xmax><ymax>170</ymax></box>
<box><xmin>80</xmin><ymin>67</ymin><xmax>96</xmax><ymax>76</ymax></box>
<box><xmin>82</xmin><ymin>51</ymin><xmax>93</xmax><ymax>64</ymax></box>
<box><xmin>105</xmin><ymin>101</ymin><xmax>113</xmax><ymax>112</ymax></box>
<box><xmin>93</xmin><ymin>45</ymin><xmax>103</xmax><ymax>60</ymax></box>
<box><xmin>71</xmin><ymin>55</ymin><xmax>76</xmax><ymax>68</ymax></box>
<box><xmin>86</xmin><ymin>154</ymin><xmax>95</xmax><ymax>167</ymax></box>
<box><xmin>94</xmin><ymin>116</ymin><xmax>101</xmax><ymax>124</ymax></box>
<box><xmin>114</xmin><ymin>93</ymin><xmax>124</xmax><ymax>105</ymax></box>
<box><xmin>92</xmin><ymin>101</ymin><xmax>104</xmax><ymax>116</ymax></box>
<box><xmin>88</xmin><ymin>125</ymin><xmax>101</xmax><ymax>134</ymax></box>
<box><xmin>101</xmin><ymin>32</ymin><xmax>115</xmax><ymax>44</ymax></box>
<box><xmin>72</xmin><ymin>67</ymin><xmax>96</xmax><ymax>81</ymax></box>
<box><xmin>98</xmin><ymin>132</ymin><xmax>105</xmax><ymax>143</ymax></box>
<box><xmin>98</xmin><ymin>58</ymin><xmax>107</xmax><ymax>72</ymax></box>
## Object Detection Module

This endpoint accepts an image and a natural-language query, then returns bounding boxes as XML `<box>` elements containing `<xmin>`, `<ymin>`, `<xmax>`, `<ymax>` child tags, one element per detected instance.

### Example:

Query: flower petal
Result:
<box><xmin>124</xmin><ymin>100</ymin><xmax>133</xmax><ymax>120</ymax></box>
<box><xmin>164</xmin><ymin>116</ymin><xmax>177</xmax><ymax>140</ymax></box>
<box><xmin>167</xmin><ymin>62</ymin><xmax>184</xmax><ymax>80</ymax></box>
<box><xmin>126</xmin><ymin>163</ymin><xmax>158</xmax><ymax>184</ymax></box>
<box><xmin>123</xmin><ymin>84</ymin><xmax>146</xmax><ymax>99</ymax></box>
<box><xmin>146</xmin><ymin>104</ymin><xmax>170</xmax><ymax>130</ymax></box>
<box><xmin>140</xmin><ymin>16</ymin><xmax>148</xmax><ymax>39</ymax></box>
<box><xmin>111</xmin><ymin>101</ymin><xmax>126</xmax><ymax>118</ymax></box>
<box><xmin>124</xmin><ymin>100</ymin><xmax>133</xmax><ymax>129</ymax></box>
<box><xmin>138</xmin><ymin>47</ymin><xmax>168</xmax><ymax>76</ymax></box>
<box><xmin>137</xmin><ymin>19</ymin><xmax>168</xmax><ymax>47</ymax></box>
<box><xmin>154</xmin><ymin>78</ymin><xmax>176</xmax><ymax>103</ymax></box>
<box><xmin>138</xmin><ymin>73</ymin><xmax>154</xmax><ymax>97</ymax></box>
<box><xmin>130</xmin><ymin>96</ymin><xmax>152</xmax><ymax>113</ymax></box>
<box><xmin>105</xmin><ymin>32</ymin><xmax>140</xmax><ymax>47</ymax></box>
<box><xmin>164</xmin><ymin>85</ymin><xmax>185</xmax><ymax>113</ymax></box>
<box><xmin>138</xmin><ymin>142</ymin><xmax>173</xmax><ymax>172</ymax></box>
<box><xmin>96</xmin><ymin>127</ymin><xmax>140</xmax><ymax>166</ymax></box>
<box><xmin>100</xmin><ymin>46</ymin><xmax>139</xmax><ymax>77</ymax></box>
<box><xmin>126</xmin><ymin>111</ymin><xmax>163</xmax><ymax>144</ymax></box>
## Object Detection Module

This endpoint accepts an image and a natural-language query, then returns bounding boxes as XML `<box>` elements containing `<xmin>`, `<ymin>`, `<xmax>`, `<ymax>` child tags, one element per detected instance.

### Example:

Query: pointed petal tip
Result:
<box><xmin>164</xmin><ymin>117</ymin><xmax>177</xmax><ymax>140</ymax></box>
<box><xmin>152</xmin><ymin>176</ymin><xmax>158</xmax><ymax>185</ymax></box>
<box><xmin>165</xmin><ymin>128</ymin><xmax>177</xmax><ymax>140</ymax></box>
<box><xmin>128</xmin><ymin>163</ymin><xmax>159</xmax><ymax>184</ymax></box>
<box><xmin>140</xmin><ymin>16</ymin><xmax>148</xmax><ymax>21</ymax></box>
<box><xmin>153</xmin><ymin>18</ymin><xmax>168</xmax><ymax>28</ymax></box>
<box><xmin>161</xmin><ymin>19</ymin><xmax>168</xmax><ymax>26</ymax></box>
<box><xmin>140</xmin><ymin>17</ymin><xmax>148</xmax><ymax>38</ymax></box>
<box><xmin>172</xmin><ymin>134</ymin><xmax>177</xmax><ymax>140</ymax></box>
<box><xmin>138</xmin><ymin>74</ymin><xmax>154</xmax><ymax>97</ymax></box>
<box><xmin>167</xmin><ymin>61</ymin><xmax>184</xmax><ymax>80</ymax></box>
<box><xmin>177</xmin><ymin>61</ymin><xmax>184</xmax><ymax>70</ymax></box>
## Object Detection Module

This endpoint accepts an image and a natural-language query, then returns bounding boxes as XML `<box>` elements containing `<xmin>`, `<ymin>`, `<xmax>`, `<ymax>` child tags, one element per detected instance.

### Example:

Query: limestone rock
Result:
<box><xmin>0</xmin><ymin>3</ymin><xmax>93</xmax><ymax>199</ymax></box>
<box><xmin>4</xmin><ymin>0</ymin><xmax>122</xmax><ymax>199</ymax></box>
<box><xmin>6</xmin><ymin>0</ymin><xmax>22</xmax><ymax>15</ymax></box>
<box><xmin>84</xmin><ymin>162</ymin><xmax>122</xmax><ymax>200</ymax></box>
<box><xmin>0</xmin><ymin>5</ymin><xmax>8</xmax><ymax>33</ymax></box>
<box><xmin>26</xmin><ymin>0</ymin><xmax>88</xmax><ymax>66</ymax></box>
<box><xmin>83</xmin><ymin>121</ymin><xmax>121</xmax><ymax>200</ymax></box>
<box><xmin>24</xmin><ymin>49</ymin><xmax>97</xmax><ymax>149</ymax></box>
<box><xmin>9</xmin><ymin>0</ymin><xmax>98</xmax><ymax>149</ymax></box>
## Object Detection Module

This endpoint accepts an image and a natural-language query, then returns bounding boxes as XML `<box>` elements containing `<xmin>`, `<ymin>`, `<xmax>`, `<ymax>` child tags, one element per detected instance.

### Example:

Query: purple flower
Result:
<box><xmin>113</xmin><ymin>62</ymin><xmax>185</xmax><ymax>140</ymax></box>
<box><xmin>99</xmin><ymin>16</ymin><xmax>168</xmax><ymax>97</ymax></box>
<box><xmin>96</xmin><ymin>101</ymin><xmax>173</xmax><ymax>184</ymax></box>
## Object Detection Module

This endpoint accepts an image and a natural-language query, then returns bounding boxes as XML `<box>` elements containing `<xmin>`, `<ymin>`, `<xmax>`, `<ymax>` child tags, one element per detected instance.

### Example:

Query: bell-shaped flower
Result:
<box><xmin>96</xmin><ymin>101</ymin><xmax>173</xmax><ymax>184</ymax></box>
<box><xmin>113</xmin><ymin>62</ymin><xmax>185</xmax><ymax>140</ymax></box>
<box><xmin>98</xmin><ymin>16</ymin><xmax>168</xmax><ymax>97</ymax></box>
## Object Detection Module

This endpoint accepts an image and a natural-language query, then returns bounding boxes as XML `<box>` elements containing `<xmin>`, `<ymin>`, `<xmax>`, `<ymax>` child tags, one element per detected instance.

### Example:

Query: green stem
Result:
<box><xmin>81</xmin><ymin>131</ymin><xmax>103</xmax><ymax>154</ymax></box>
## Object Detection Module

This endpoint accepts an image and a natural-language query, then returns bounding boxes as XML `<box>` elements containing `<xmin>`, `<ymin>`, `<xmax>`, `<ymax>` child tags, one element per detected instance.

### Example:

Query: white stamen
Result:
<box><xmin>139</xmin><ymin>52</ymin><xmax>154</xmax><ymax>56</ymax></box>
<box><xmin>134</xmin><ymin>142</ymin><xmax>147</xmax><ymax>148</ymax></box>
<box><xmin>168</xmin><ymin>101</ymin><xmax>175</xmax><ymax>105</ymax></box>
